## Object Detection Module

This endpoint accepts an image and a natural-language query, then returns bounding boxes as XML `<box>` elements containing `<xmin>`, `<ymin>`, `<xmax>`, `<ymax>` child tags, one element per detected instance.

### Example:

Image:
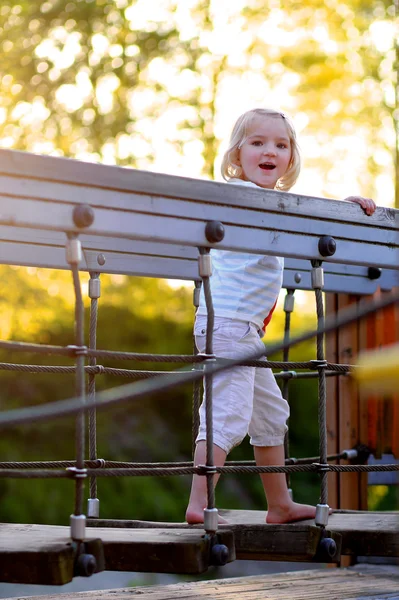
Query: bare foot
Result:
<box><xmin>185</xmin><ymin>508</ymin><xmax>229</xmax><ymax>525</ymax></box>
<box><xmin>266</xmin><ymin>501</ymin><xmax>317</xmax><ymax>524</ymax></box>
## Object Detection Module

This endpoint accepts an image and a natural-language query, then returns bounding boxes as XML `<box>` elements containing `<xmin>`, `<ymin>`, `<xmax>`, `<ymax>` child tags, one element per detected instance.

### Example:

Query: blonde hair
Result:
<box><xmin>220</xmin><ymin>108</ymin><xmax>301</xmax><ymax>191</ymax></box>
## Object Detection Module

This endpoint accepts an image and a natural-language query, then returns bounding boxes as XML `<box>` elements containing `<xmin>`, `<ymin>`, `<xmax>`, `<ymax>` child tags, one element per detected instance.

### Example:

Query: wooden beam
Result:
<box><xmin>0</xmin><ymin>523</ymin><xmax>235</xmax><ymax>584</ymax></box>
<box><xmin>0</xmin><ymin>150</ymin><xmax>397</xmax><ymax>269</ymax></box>
<box><xmin>88</xmin><ymin>509</ymin><xmax>399</xmax><ymax>561</ymax></box>
<box><xmin>0</xmin><ymin>523</ymin><xmax>105</xmax><ymax>585</ymax></box>
<box><xmin>6</xmin><ymin>565</ymin><xmax>399</xmax><ymax>600</ymax></box>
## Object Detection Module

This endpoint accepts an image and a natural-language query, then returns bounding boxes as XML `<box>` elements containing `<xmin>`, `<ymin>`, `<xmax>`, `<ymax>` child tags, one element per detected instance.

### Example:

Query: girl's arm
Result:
<box><xmin>344</xmin><ymin>195</ymin><xmax>376</xmax><ymax>216</ymax></box>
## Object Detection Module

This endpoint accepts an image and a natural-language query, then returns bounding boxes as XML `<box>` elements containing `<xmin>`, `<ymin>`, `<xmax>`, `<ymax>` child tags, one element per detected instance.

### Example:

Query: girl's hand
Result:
<box><xmin>344</xmin><ymin>195</ymin><xmax>376</xmax><ymax>216</ymax></box>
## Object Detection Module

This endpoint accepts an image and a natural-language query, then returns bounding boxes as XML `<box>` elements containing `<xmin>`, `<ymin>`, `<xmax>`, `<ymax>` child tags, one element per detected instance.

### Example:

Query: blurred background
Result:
<box><xmin>0</xmin><ymin>0</ymin><xmax>397</xmax><ymax>595</ymax></box>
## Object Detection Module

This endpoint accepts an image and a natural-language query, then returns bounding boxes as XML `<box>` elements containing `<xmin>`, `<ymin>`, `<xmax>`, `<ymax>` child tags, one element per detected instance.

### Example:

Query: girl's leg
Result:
<box><xmin>185</xmin><ymin>440</ymin><xmax>228</xmax><ymax>524</ymax></box>
<box><xmin>254</xmin><ymin>444</ymin><xmax>316</xmax><ymax>523</ymax></box>
<box><xmin>187</xmin><ymin>319</ymin><xmax>258</xmax><ymax>524</ymax></box>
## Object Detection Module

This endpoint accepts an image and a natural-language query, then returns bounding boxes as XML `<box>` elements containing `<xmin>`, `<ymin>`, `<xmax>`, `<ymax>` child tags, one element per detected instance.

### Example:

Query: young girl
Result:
<box><xmin>185</xmin><ymin>108</ymin><xmax>376</xmax><ymax>525</ymax></box>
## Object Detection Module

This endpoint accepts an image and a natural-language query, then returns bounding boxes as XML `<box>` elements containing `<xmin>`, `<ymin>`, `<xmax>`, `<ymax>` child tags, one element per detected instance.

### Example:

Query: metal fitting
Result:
<box><xmin>198</xmin><ymin>254</ymin><xmax>212</xmax><ymax>277</ymax></box>
<box><xmin>67</xmin><ymin>345</ymin><xmax>88</xmax><ymax>357</ymax></box>
<box><xmin>284</xmin><ymin>292</ymin><xmax>295</xmax><ymax>313</ymax></box>
<box><xmin>204</xmin><ymin>508</ymin><xmax>219</xmax><ymax>533</ymax></box>
<box><xmin>279</xmin><ymin>370</ymin><xmax>297</xmax><ymax>379</ymax></box>
<box><xmin>193</xmin><ymin>286</ymin><xmax>201</xmax><ymax>307</ymax></box>
<box><xmin>70</xmin><ymin>514</ymin><xmax>86</xmax><ymax>541</ymax></box>
<box><xmin>313</xmin><ymin>462</ymin><xmax>330</xmax><ymax>473</ymax></box>
<box><xmin>315</xmin><ymin>503</ymin><xmax>330</xmax><ymax>527</ymax></box>
<box><xmin>66</xmin><ymin>238</ymin><xmax>82</xmax><ymax>265</ymax></box>
<box><xmin>197</xmin><ymin>464</ymin><xmax>217</xmax><ymax>476</ymax></box>
<box><xmin>203</xmin><ymin>357</ymin><xmax>217</xmax><ymax>374</ymax></box>
<box><xmin>310</xmin><ymin>359</ymin><xmax>328</xmax><ymax>369</ymax></box>
<box><xmin>196</xmin><ymin>352</ymin><xmax>215</xmax><ymax>361</ymax></box>
<box><xmin>87</xmin><ymin>498</ymin><xmax>100</xmax><ymax>518</ymax></box>
<box><xmin>88</xmin><ymin>278</ymin><xmax>101</xmax><ymax>299</ymax></box>
<box><xmin>66</xmin><ymin>467</ymin><xmax>88</xmax><ymax>479</ymax></box>
<box><xmin>342</xmin><ymin>449</ymin><xmax>358</xmax><ymax>461</ymax></box>
<box><xmin>311</xmin><ymin>266</ymin><xmax>324</xmax><ymax>289</ymax></box>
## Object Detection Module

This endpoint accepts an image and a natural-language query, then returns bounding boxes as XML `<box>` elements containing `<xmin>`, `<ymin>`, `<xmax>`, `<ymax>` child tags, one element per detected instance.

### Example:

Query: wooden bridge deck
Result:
<box><xmin>1</xmin><ymin>510</ymin><xmax>397</xmax><ymax>585</ymax></box>
<box><xmin>89</xmin><ymin>509</ymin><xmax>399</xmax><ymax>561</ymax></box>
<box><xmin>4</xmin><ymin>565</ymin><xmax>399</xmax><ymax>600</ymax></box>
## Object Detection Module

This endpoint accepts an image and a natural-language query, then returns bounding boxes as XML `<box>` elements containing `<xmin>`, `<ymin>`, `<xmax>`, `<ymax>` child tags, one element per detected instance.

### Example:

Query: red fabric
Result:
<box><xmin>262</xmin><ymin>299</ymin><xmax>278</xmax><ymax>332</ymax></box>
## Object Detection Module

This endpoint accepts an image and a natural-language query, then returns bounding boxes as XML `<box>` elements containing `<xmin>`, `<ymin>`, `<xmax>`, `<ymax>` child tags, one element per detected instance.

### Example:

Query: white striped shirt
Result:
<box><xmin>197</xmin><ymin>179</ymin><xmax>283</xmax><ymax>331</ymax></box>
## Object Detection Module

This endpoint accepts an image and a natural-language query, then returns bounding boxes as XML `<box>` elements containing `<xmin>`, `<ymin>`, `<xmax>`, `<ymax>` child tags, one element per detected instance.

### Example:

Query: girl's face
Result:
<box><xmin>235</xmin><ymin>115</ymin><xmax>292</xmax><ymax>189</ymax></box>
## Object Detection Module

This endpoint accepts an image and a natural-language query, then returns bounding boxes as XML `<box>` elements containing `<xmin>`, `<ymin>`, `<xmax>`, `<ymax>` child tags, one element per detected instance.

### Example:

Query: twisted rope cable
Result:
<box><xmin>88</xmin><ymin>272</ymin><xmax>100</xmax><ymax>501</ymax></box>
<box><xmin>282</xmin><ymin>290</ymin><xmax>293</xmax><ymax>489</ymax></box>
<box><xmin>0</xmin><ymin>362</ymin><xmax>348</xmax><ymax>381</ymax></box>
<box><xmin>0</xmin><ymin>341</ymin><xmax>352</xmax><ymax>370</ymax></box>
<box><xmin>192</xmin><ymin>279</ymin><xmax>202</xmax><ymax>458</ymax></box>
<box><xmin>314</xmin><ymin>280</ymin><xmax>328</xmax><ymax>506</ymax></box>
<box><xmin>201</xmin><ymin>249</ymin><xmax>216</xmax><ymax>513</ymax></box>
<box><xmin>70</xmin><ymin>261</ymin><xmax>86</xmax><ymax>517</ymax></box>
<box><xmin>0</xmin><ymin>450</ymin><xmax>362</xmax><ymax>470</ymax></box>
<box><xmin>1</xmin><ymin>463</ymin><xmax>397</xmax><ymax>479</ymax></box>
<box><xmin>0</xmin><ymin>360</ymin><xmax>352</xmax><ymax>374</ymax></box>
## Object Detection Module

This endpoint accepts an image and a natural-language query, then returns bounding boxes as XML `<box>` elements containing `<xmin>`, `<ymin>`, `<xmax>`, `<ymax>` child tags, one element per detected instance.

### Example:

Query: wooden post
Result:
<box><xmin>326</xmin><ymin>292</ymin><xmax>339</xmax><ymax>511</ymax></box>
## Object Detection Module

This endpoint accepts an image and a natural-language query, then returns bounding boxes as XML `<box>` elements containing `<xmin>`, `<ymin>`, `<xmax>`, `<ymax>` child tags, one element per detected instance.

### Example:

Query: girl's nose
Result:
<box><xmin>263</xmin><ymin>146</ymin><xmax>276</xmax><ymax>156</ymax></box>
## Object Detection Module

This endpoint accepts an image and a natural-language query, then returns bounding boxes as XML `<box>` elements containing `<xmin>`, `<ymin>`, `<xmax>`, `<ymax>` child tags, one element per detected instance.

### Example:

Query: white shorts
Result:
<box><xmin>195</xmin><ymin>316</ymin><xmax>289</xmax><ymax>454</ymax></box>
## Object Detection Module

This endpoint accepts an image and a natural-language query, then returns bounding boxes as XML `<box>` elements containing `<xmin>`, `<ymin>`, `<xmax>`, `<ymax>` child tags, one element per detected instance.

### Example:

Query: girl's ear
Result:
<box><xmin>231</xmin><ymin>148</ymin><xmax>241</xmax><ymax>166</ymax></box>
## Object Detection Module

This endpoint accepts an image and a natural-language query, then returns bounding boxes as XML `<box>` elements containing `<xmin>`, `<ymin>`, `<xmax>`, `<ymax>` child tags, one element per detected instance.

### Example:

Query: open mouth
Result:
<box><xmin>259</xmin><ymin>163</ymin><xmax>276</xmax><ymax>170</ymax></box>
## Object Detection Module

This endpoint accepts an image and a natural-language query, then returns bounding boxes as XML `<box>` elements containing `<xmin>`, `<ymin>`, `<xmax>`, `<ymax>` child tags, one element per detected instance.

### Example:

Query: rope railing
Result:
<box><xmin>0</xmin><ymin>450</ymin><xmax>384</xmax><ymax>470</ymax></box>
<box><xmin>0</xmin><ymin>236</ymin><xmax>398</xmax><ymax>544</ymax></box>
<box><xmin>0</xmin><ymin>463</ymin><xmax>397</xmax><ymax>480</ymax></box>
<box><xmin>0</xmin><ymin>360</ymin><xmax>352</xmax><ymax>374</ymax></box>
<box><xmin>0</xmin><ymin>288</ymin><xmax>397</xmax><ymax>429</ymax></box>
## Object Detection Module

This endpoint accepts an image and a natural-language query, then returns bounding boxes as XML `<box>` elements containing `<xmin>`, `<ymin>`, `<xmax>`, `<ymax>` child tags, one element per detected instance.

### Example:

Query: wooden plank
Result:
<box><xmin>337</xmin><ymin>294</ymin><xmax>361</xmax><ymax>515</ymax></box>
<box><xmin>0</xmin><ymin>523</ymin><xmax>105</xmax><ymax>585</ymax></box>
<box><xmin>6</xmin><ymin>565</ymin><xmax>399</xmax><ymax>600</ymax></box>
<box><xmin>0</xmin><ymin>149</ymin><xmax>397</xmax><ymax>235</ymax></box>
<box><xmin>218</xmin><ymin>510</ymin><xmax>399</xmax><ymax>559</ymax></box>
<box><xmin>357</xmin><ymin>299</ymin><xmax>370</xmax><ymax>511</ymax></box>
<box><xmin>88</xmin><ymin>509</ymin><xmax>399</xmax><ymax>560</ymax></box>
<box><xmin>0</xmin><ymin>151</ymin><xmax>397</xmax><ymax>269</ymax></box>
<box><xmin>0</xmin><ymin>225</ymin><xmax>392</xmax><ymax>294</ymax></box>
<box><xmin>0</xmin><ymin>177</ymin><xmax>395</xmax><ymax>247</ymax></box>
<box><xmin>326</xmin><ymin>293</ymin><xmax>340</xmax><ymax>511</ymax></box>
<box><xmin>86</xmin><ymin>518</ymin><xmax>331</xmax><ymax>563</ymax></box>
<box><xmin>0</xmin><ymin>523</ymin><xmax>235</xmax><ymax>582</ymax></box>
<box><xmin>0</xmin><ymin>193</ymin><xmax>397</xmax><ymax>269</ymax></box>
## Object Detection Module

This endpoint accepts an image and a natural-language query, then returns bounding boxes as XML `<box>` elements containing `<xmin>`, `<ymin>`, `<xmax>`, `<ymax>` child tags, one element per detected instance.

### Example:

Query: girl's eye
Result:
<box><xmin>251</xmin><ymin>140</ymin><xmax>262</xmax><ymax>146</ymax></box>
<box><xmin>277</xmin><ymin>143</ymin><xmax>288</xmax><ymax>149</ymax></box>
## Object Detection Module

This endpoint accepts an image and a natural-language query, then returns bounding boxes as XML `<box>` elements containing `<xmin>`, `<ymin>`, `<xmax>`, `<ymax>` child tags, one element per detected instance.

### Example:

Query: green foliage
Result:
<box><xmin>368</xmin><ymin>485</ymin><xmax>398</xmax><ymax>511</ymax></box>
<box><xmin>0</xmin><ymin>0</ymin><xmax>396</xmax><ymax>197</ymax></box>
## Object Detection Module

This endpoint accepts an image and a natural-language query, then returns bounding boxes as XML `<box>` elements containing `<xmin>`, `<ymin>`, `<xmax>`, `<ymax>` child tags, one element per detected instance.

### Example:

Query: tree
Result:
<box><xmin>0</xmin><ymin>1</ymin><xmax>397</xmax><ymax>204</ymax></box>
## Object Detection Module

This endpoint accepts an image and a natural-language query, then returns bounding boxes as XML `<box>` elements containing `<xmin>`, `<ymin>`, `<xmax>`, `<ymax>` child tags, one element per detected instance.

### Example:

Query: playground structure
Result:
<box><xmin>0</xmin><ymin>148</ymin><xmax>398</xmax><ymax>586</ymax></box>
